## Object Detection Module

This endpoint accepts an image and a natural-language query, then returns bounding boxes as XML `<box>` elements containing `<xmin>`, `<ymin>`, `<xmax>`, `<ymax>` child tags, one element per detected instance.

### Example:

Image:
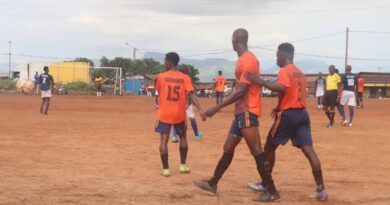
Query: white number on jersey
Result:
<box><xmin>347</xmin><ymin>79</ymin><xmax>354</xmax><ymax>86</ymax></box>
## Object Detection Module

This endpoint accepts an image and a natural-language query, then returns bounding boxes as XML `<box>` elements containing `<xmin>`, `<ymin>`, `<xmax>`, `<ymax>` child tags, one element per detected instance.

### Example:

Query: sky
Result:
<box><xmin>0</xmin><ymin>0</ymin><xmax>389</xmax><ymax>74</ymax></box>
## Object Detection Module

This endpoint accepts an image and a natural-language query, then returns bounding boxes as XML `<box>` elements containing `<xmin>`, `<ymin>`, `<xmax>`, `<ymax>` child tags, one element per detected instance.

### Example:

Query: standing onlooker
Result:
<box><xmin>322</xmin><ymin>65</ymin><xmax>341</xmax><ymax>128</ymax></box>
<box><xmin>34</xmin><ymin>72</ymin><xmax>40</xmax><ymax>95</ymax></box>
<box><xmin>214</xmin><ymin>70</ymin><xmax>227</xmax><ymax>105</ymax></box>
<box><xmin>356</xmin><ymin>74</ymin><xmax>365</xmax><ymax>108</ymax></box>
<box><xmin>314</xmin><ymin>72</ymin><xmax>326</xmax><ymax>109</ymax></box>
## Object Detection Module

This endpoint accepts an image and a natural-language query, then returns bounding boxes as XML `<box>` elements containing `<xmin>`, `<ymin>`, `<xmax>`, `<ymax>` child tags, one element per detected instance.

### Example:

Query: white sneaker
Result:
<box><xmin>342</xmin><ymin>120</ymin><xmax>348</xmax><ymax>126</ymax></box>
<box><xmin>348</xmin><ymin>123</ymin><xmax>352</xmax><ymax>127</ymax></box>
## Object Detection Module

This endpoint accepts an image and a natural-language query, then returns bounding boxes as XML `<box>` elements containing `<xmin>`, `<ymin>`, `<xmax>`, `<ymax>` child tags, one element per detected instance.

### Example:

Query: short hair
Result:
<box><xmin>218</xmin><ymin>70</ymin><xmax>222</xmax><ymax>75</ymax></box>
<box><xmin>43</xmin><ymin>66</ymin><xmax>49</xmax><ymax>72</ymax></box>
<box><xmin>165</xmin><ymin>52</ymin><xmax>180</xmax><ymax>66</ymax></box>
<box><xmin>278</xmin><ymin>43</ymin><xmax>295</xmax><ymax>55</ymax></box>
<box><xmin>335</xmin><ymin>69</ymin><xmax>339</xmax><ymax>73</ymax></box>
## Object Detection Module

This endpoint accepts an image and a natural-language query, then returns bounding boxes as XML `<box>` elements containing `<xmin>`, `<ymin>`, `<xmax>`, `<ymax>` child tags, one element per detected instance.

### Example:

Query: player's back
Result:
<box><xmin>234</xmin><ymin>51</ymin><xmax>261</xmax><ymax>116</ymax></box>
<box><xmin>342</xmin><ymin>73</ymin><xmax>357</xmax><ymax>91</ymax></box>
<box><xmin>156</xmin><ymin>70</ymin><xmax>194</xmax><ymax>124</ymax></box>
<box><xmin>215</xmin><ymin>76</ymin><xmax>226</xmax><ymax>92</ymax></box>
<box><xmin>277</xmin><ymin>64</ymin><xmax>307</xmax><ymax>110</ymax></box>
<box><xmin>39</xmin><ymin>74</ymin><xmax>53</xmax><ymax>91</ymax></box>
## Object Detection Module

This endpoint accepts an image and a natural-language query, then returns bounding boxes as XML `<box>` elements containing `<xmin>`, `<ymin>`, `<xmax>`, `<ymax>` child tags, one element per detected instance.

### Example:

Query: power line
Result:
<box><xmin>252</xmin><ymin>46</ymin><xmax>390</xmax><ymax>61</ymax></box>
<box><xmin>350</xmin><ymin>30</ymin><xmax>390</xmax><ymax>34</ymax></box>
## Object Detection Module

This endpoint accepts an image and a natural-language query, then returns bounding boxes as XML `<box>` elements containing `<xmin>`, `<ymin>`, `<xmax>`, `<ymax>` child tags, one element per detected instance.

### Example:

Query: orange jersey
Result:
<box><xmin>234</xmin><ymin>51</ymin><xmax>262</xmax><ymax>116</ymax></box>
<box><xmin>155</xmin><ymin>70</ymin><xmax>195</xmax><ymax>123</ymax></box>
<box><xmin>276</xmin><ymin>64</ymin><xmax>307</xmax><ymax>111</ymax></box>
<box><xmin>215</xmin><ymin>75</ymin><xmax>226</xmax><ymax>92</ymax></box>
<box><xmin>357</xmin><ymin>77</ymin><xmax>364</xmax><ymax>93</ymax></box>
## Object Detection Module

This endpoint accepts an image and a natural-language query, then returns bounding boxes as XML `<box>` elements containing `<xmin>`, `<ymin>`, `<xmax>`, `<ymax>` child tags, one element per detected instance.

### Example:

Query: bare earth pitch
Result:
<box><xmin>0</xmin><ymin>95</ymin><xmax>389</xmax><ymax>205</ymax></box>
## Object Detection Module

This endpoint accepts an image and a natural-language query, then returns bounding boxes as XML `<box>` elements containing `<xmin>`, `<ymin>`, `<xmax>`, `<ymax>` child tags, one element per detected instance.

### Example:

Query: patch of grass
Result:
<box><xmin>0</xmin><ymin>79</ymin><xmax>16</xmax><ymax>89</ymax></box>
<box><xmin>62</xmin><ymin>81</ymin><xmax>95</xmax><ymax>91</ymax></box>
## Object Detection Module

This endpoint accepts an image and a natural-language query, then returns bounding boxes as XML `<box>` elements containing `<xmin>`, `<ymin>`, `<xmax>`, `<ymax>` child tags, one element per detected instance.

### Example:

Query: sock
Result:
<box><xmin>349</xmin><ymin>107</ymin><xmax>354</xmax><ymax>123</ymax></box>
<box><xmin>173</xmin><ymin>127</ymin><xmax>178</xmax><ymax>137</ymax></box>
<box><xmin>40</xmin><ymin>98</ymin><xmax>46</xmax><ymax>109</ymax></box>
<box><xmin>339</xmin><ymin>105</ymin><xmax>346</xmax><ymax>121</ymax></box>
<box><xmin>97</xmin><ymin>92</ymin><xmax>99</xmax><ymax>96</ymax></box>
<box><xmin>45</xmin><ymin>99</ymin><xmax>50</xmax><ymax>113</ymax></box>
<box><xmin>160</xmin><ymin>154</ymin><xmax>169</xmax><ymax>169</ymax></box>
<box><xmin>179</xmin><ymin>147</ymin><xmax>188</xmax><ymax>164</ymax></box>
<box><xmin>325</xmin><ymin>111</ymin><xmax>331</xmax><ymax>121</ymax></box>
<box><xmin>254</xmin><ymin>153</ymin><xmax>276</xmax><ymax>194</ymax></box>
<box><xmin>190</xmin><ymin>119</ymin><xmax>199</xmax><ymax>136</ymax></box>
<box><xmin>317</xmin><ymin>97</ymin><xmax>321</xmax><ymax>106</ymax></box>
<box><xmin>208</xmin><ymin>152</ymin><xmax>234</xmax><ymax>187</ymax></box>
<box><xmin>329</xmin><ymin>111</ymin><xmax>335</xmax><ymax>124</ymax></box>
<box><xmin>313</xmin><ymin>170</ymin><xmax>325</xmax><ymax>191</ymax></box>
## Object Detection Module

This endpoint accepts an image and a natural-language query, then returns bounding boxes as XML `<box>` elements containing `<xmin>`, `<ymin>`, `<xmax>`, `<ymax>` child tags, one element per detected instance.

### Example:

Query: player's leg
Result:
<box><xmin>160</xmin><ymin>133</ymin><xmax>170</xmax><ymax>176</ymax></box>
<box><xmin>220</xmin><ymin>93</ymin><xmax>224</xmax><ymax>103</ymax></box>
<box><xmin>348</xmin><ymin>92</ymin><xmax>356</xmax><ymax>126</ymax></box>
<box><xmin>172</xmin><ymin>126</ymin><xmax>179</xmax><ymax>143</ymax></box>
<box><xmin>339</xmin><ymin>93</ymin><xmax>347</xmax><ymax>125</ymax></box>
<box><xmin>190</xmin><ymin>118</ymin><xmax>202</xmax><ymax>140</ymax></box>
<box><xmin>216</xmin><ymin>92</ymin><xmax>220</xmax><ymax>104</ymax></box>
<box><xmin>241</xmin><ymin>127</ymin><xmax>279</xmax><ymax>202</ymax></box>
<box><xmin>193</xmin><ymin>120</ymin><xmax>242</xmax><ymax>194</ymax></box>
<box><xmin>40</xmin><ymin>97</ymin><xmax>46</xmax><ymax>113</ymax></box>
<box><xmin>155</xmin><ymin>121</ymin><xmax>172</xmax><ymax>176</ymax></box>
<box><xmin>359</xmin><ymin>93</ymin><xmax>364</xmax><ymax>108</ymax></box>
<box><xmin>175</xmin><ymin>122</ymin><xmax>191</xmax><ymax>173</ymax></box>
<box><xmin>301</xmin><ymin>145</ymin><xmax>328</xmax><ymax>201</ymax></box>
<box><xmin>317</xmin><ymin>96</ymin><xmax>321</xmax><ymax>109</ymax></box>
<box><xmin>322</xmin><ymin>92</ymin><xmax>332</xmax><ymax>125</ymax></box>
<box><xmin>45</xmin><ymin>97</ymin><xmax>51</xmax><ymax>114</ymax></box>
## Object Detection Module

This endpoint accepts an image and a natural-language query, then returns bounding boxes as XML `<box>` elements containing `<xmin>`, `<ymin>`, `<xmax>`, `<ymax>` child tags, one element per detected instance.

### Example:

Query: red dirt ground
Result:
<box><xmin>1</xmin><ymin>95</ymin><xmax>390</xmax><ymax>205</ymax></box>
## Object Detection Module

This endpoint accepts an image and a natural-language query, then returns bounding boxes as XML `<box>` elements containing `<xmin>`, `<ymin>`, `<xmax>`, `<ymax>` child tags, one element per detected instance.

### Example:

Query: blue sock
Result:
<box><xmin>339</xmin><ymin>105</ymin><xmax>346</xmax><ymax>121</ymax></box>
<box><xmin>190</xmin><ymin>118</ymin><xmax>199</xmax><ymax>136</ymax></box>
<box><xmin>317</xmin><ymin>97</ymin><xmax>321</xmax><ymax>106</ymax></box>
<box><xmin>349</xmin><ymin>107</ymin><xmax>354</xmax><ymax>123</ymax></box>
<box><xmin>173</xmin><ymin>126</ymin><xmax>178</xmax><ymax>137</ymax></box>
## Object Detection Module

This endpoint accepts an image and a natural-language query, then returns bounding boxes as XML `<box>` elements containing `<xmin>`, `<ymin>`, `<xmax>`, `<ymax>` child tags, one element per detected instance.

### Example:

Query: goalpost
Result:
<box><xmin>93</xmin><ymin>67</ymin><xmax>123</xmax><ymax>95</ymax></box>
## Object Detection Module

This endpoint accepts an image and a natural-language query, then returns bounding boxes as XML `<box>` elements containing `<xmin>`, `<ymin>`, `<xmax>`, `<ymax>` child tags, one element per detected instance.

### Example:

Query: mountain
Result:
<box><xmin>264</xmin><ymin>59</ymin><xmax>329</xmax><ymax>74</ymax></box>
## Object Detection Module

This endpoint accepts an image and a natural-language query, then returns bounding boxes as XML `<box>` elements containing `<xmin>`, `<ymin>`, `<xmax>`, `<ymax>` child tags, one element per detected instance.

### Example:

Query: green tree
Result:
<box><xmin>73</xmin><ymin>57</ymin><xmax>95</xmax><ymax>67</ymax></box>
<box><xmin>179</xmin><ymin>64</ymin><xmax>200</xmax><ymax>84</ymax></box>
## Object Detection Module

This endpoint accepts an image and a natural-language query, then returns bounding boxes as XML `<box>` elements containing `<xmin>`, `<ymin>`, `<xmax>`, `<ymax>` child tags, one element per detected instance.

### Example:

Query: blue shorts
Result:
<box><xmin>216</xmin><ymin>91</ymin><xmax>224</xmax><ymax>98</ymax></box>
<box><xmin>268</xmin><ymin>109</ymin><xmax>312</xmax><ymax>148</ymax></box>
<box><xmin>229</xmin><ymin>112</ymin><xmax>259</xmax><ymax>138</ymax></box>
<box><xmin>155</xmin><ymin>121</ymin><xmax>186</xmax><ymax>136</ymax></box>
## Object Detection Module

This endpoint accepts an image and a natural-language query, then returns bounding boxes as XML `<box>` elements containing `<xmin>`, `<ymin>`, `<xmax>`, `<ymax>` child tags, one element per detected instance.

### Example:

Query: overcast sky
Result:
<box><xmin>0</xmin><ymin>0</ymin><xmax>389</xmax><ymax>72</ymax></box>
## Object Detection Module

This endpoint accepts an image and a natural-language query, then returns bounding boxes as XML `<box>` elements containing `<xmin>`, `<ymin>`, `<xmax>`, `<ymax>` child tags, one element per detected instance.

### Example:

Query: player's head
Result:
<box><xmin>277</xmin><ymin>43</ymin><xmax>294</xmax><ymax>68</ymax></box>
<box><xmin>345</xmin><ymin>65</ymin><xmax>352</xmax><ymax>73</ymax></box>
<box><xmin>232</xmin><ymin>28</ymin><xmax>248</xmax><ymax>51</ymax></box>
<box><xmin>179</xmin><ymin>65</ymin><xmax>190</xmax><ymax>76</ymax></box>
<box><xmin>318</xmin><ymin>72</ymin><xmax>323</xmax><ymax>78</ymax></box>
<box><xmin>218</xmin><ymin>70</ymin><xmax>222</xmax><ymax>76</ymax></box>
<box><xmin>335</xmin><ymin>69</ymin><xmax>339</xmax><ymax>74</ymax></box>
<box><xmin>165</xmin><ymin>52</ymin><xmax>180</xmax><ymax>70</ymax></box>
<box><xmin>328</xmin><ymin>65</ymin><xmax>336</xmax><ymax>74</ymax></box>
<box><xmin>43</xmin><ymin>66</ymin><xmax>49</xmax><ymax>73</ymax></box>
<box><xmin>357</xmin><ymin>73</ymin><xmax>361</xmax><ymax>78</ymax></box>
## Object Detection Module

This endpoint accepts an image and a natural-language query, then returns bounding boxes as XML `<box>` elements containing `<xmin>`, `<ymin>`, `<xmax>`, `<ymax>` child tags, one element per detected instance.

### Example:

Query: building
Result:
<box><xmin>124</xmin><ymin>74</ymin><xmax>156</xmax><ymax>95</ymax></box>
<box><xmin>11</xmin><ymin>62</ymin><xmax>91</xmax><ymax>83</ymax></box>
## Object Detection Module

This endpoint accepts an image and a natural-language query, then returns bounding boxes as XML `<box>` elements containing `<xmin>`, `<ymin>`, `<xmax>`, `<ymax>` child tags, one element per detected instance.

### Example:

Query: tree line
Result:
<box><xmin>72</xmin><ymin>57</ymin><xmax>200</xmax><ymax>84</ymax></box>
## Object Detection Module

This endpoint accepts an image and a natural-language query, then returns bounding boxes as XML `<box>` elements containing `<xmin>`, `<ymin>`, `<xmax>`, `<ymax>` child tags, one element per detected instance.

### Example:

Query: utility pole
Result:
<box><xmin>8</xmin><ymin>41</ymin><xmax>11</xmax><ymax>78</ymax></box>
<box><xmin>345</xmin><ymin>27</ymin><xmax>349</xmax><ymax>68</ymax></box>
<box><xmin>125</xmin><ymin>42</ymin><xmax>137</xmax><ymax>61</ymax></box>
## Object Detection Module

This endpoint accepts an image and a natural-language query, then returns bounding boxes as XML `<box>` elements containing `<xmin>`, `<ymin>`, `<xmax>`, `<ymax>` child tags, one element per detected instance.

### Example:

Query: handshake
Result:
<box><xmin>199</xmin><ymin>106</ymin><xmax>219</xmax><ymax>121</ymax></box>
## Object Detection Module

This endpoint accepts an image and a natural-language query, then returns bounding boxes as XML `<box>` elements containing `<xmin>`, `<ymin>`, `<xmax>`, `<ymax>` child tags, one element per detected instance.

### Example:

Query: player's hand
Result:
<box><xmin>244</xmin><ymin>72</ymin><xmax>261</xmax><ymax>84</ymax></box>
<box><xmin>205</xmin><ymin>106</ymin><xmax>219</xmax><ymax>118</ymax></box>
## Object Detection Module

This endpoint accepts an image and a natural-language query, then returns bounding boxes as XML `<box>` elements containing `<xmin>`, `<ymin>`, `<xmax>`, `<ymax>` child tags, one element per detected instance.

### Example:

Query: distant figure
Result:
<box><xmin>378</xmin><ymin>88</ymin><xmax>382</xmax><ymax>100</ymax></box>
<box><xmin>314</xmin><ymin>72</ymin><xmax>326</xmax><ymax>109</ymax></box>
<box><xmin>34</xmin><ymin>71</ymin><xmax>40</xmax><ymax>95</ymax></box>
<box><xmin>356</xmin><ymin>74</ymin><xmax>365</xmax><ymax>108</ymax></box>
<box><xmin>139</xmin><ymin>83</ymin><xmax>144</xmax><ymax>96</ymax></box>
<box><xmin>322</xmin><ymin>65</ymin><xmax>341</xmax><ymax>128</ymax></box>
<box><xmin>39</xmin><ymin>66</ymin><xmax>54</xmax><ymax>115</ymax></box>
<box><xmin>214</xmin><ymin>71</ymin><xmax>227</xmax><ymax>104</ymax></box>
<box><xmin>95</xmin><ymin>75</ymin><xmax>103</xmax><ymax>97</ymax></box>
<box><xmin>339</xmin><ymin>65</ymin><xmax>357</xmax><ymax>127</ymax></box>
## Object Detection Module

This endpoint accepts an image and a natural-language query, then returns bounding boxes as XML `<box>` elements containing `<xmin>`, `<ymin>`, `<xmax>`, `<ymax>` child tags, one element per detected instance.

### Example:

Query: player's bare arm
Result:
<box><xmin>205</xmin><ymin>83</ymin><xmax>248</xmax><ymax>118</ymax></box>
<box><xmin>244</xmin><ymin>72</ymin><xmax>286</xmax><ymax>93</ymax></box>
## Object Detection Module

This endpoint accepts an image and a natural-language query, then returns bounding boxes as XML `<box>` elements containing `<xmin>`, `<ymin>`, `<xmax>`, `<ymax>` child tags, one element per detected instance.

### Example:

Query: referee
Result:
<box><xmin>322</xmin><ymin>65</ymin><xmax>341</xmax><ymax>128</ymax></box>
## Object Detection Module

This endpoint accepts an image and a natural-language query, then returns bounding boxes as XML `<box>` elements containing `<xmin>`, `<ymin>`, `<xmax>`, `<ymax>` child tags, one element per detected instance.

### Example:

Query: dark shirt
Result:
<box><xmin>341</xmin><ymin>73</ymin><xmax>357</xmax><ymax>92</ymax></box>
<box><xmin>39</xmin><ymin>73</ymin><xmax>54</xmax><ymax>91</ymax></box>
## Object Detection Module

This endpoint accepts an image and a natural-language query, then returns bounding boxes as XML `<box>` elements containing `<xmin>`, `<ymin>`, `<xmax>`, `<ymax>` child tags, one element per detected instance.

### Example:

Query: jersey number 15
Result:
<box><xmin>167</xmin><ymin>85</ymin><xmax>180</xmax><ymax>101</ymax></box>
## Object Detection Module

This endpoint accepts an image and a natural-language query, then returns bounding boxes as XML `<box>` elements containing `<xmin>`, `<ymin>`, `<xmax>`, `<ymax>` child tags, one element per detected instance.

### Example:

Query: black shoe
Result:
<box><xmin>193</xmin><ymin>180</ymin><xmax>217</xmax><ymax>195</ymax></box>
<box><xmin>254</xmin><ymin>191</ymin><xmax>281</xmax><ymax>202</ymax></box>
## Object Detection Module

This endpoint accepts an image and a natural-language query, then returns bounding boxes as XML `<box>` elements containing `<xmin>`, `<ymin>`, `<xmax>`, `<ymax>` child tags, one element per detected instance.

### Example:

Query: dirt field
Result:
<box><xmin>1</xmin><ymin>95</ymin><xmax>389</xmax><ymax>205</ymax></box>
